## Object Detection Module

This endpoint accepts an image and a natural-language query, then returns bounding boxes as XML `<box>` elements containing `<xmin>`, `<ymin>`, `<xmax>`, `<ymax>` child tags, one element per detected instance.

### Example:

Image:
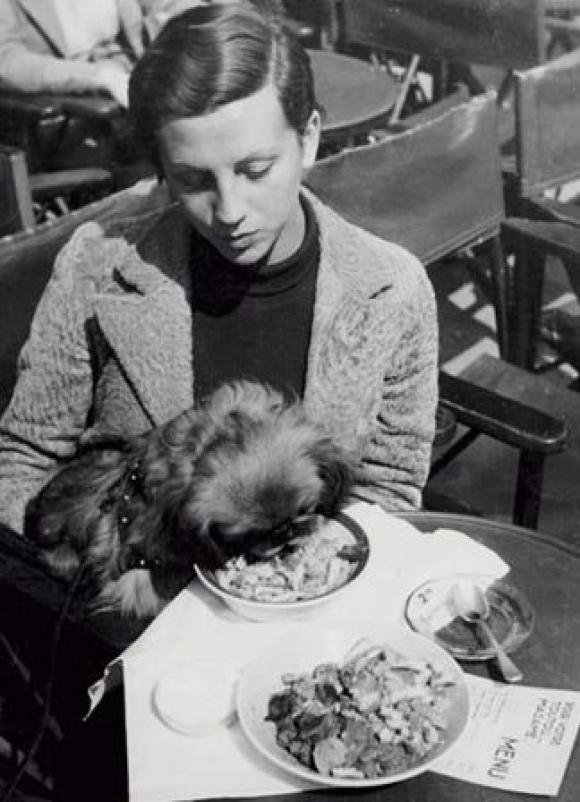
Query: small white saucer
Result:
<box><xmin>153</xmin><ymin>660</ymin><xmax>239</xmax><ymax>736</ymax></box>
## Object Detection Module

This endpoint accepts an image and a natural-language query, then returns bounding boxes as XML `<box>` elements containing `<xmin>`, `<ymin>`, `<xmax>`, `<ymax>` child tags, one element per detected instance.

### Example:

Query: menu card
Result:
<box><xmin>436</xmin><ymin>675</ymin><xmax>580</xmax><ymax>796</ymax></box>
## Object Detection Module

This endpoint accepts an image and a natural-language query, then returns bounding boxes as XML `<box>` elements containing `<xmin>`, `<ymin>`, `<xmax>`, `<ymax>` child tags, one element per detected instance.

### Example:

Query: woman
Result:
<box><xmin>0</xmin><ymin>0</ymin><xmax>438</xmax><ymax>534</ymax></box>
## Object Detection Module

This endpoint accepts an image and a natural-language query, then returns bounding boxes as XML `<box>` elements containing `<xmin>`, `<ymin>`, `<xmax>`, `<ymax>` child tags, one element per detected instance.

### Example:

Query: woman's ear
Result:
<box><xmin>300</xmin><ymin>109</ymin><xmax>321</xmax><ymax>170</ymax></box>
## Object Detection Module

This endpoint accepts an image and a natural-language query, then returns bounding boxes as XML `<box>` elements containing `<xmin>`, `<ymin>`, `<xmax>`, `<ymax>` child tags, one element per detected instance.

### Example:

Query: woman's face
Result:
<box><xmin>157</xmin><ymin>83</ymin><xmax>320</xmax><ymax>267</ymax></box>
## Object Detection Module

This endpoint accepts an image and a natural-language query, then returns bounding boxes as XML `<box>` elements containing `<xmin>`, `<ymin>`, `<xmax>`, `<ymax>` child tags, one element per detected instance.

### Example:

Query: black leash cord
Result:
<box><xmin>0</xmin><ymin>558</ymin><xmax>89</xmax><ymax>802</ymax></box>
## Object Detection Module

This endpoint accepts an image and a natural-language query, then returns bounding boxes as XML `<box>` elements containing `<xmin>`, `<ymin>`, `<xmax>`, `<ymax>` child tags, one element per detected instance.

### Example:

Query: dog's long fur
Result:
<box><xmin>24</xmin><ymin>382</ymin><xmax>353</xmax><ymax>618</ymax></box>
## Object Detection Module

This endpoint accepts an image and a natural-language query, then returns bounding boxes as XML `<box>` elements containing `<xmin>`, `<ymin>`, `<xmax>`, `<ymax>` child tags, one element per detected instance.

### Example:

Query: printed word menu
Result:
<box><xmin>436</xmin><ymin>675</ymin><xmax>580</xmax><ymax>795</ymax></box>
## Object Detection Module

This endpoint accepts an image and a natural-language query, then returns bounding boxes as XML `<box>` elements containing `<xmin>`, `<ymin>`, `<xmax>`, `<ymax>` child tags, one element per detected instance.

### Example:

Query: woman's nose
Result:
<box><xmin>214</xmin><ymin>178</ymin><xmax>245</xmax><ymax>227</ymax></box>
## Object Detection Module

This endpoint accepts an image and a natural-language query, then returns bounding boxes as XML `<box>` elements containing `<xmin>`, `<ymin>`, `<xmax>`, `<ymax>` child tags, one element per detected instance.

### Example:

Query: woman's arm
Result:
<box><xmin>351</xmin><ymin>267</ymin><xmax>439</xmax><ymax>511</ymax></box>
<box><xmin>0</xmin><ymin>228</ymin><xmax>98</xmax><ymax>534</ymax></box>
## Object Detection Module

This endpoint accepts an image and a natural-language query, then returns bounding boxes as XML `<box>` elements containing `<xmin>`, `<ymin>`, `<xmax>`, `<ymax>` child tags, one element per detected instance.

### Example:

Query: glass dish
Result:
<box><xmin>405</xmin><ymin>573</ymin><xmax>535</xmax><ymax>662</ymax></box>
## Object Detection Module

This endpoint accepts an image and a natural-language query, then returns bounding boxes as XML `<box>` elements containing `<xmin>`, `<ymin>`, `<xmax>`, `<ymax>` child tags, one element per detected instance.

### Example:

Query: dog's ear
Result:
<box><xmin>312</xmin><ymin>439</ymin><xmax>354</xmax><ymax>517</ymax></box>
<box><xmin>23</xmin><ymin>446</ymin><xmax>133</xmax><ymax>549</ymax></box>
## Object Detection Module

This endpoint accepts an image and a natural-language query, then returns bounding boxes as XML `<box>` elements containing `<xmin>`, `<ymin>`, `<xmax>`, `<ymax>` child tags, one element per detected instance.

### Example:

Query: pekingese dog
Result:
<box><xmin>24</xmin><ymin>381</ymin><xmax>353</xmax><ymax>618</ymax></box>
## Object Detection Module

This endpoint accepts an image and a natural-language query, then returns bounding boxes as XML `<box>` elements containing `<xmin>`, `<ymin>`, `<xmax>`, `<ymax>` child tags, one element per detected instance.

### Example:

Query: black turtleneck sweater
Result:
<box><xmin>192</xmin><ymin>197</ymin><xmax>320</xmax><ymax>402</ymax></box>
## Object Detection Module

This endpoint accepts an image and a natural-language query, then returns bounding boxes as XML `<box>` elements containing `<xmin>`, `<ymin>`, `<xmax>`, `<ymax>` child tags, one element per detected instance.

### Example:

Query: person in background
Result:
<box><xmin>0</xmin><ymin>0</ymin><xmax>438</xmax><ymax>534</ymax></box>
<box><xmin>0</xmin><ymin>0</ymin><xmax>211</xmax><ymax>107</ymax></box>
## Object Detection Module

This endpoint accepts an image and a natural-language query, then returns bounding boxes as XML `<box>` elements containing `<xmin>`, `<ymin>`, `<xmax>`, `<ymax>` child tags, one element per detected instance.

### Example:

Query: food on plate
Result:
<box><xmin>265</xmin><ymin>642</ymin><xmax>456</xmax><ymax>779</ymax></box>
<box><xmin>213</xmin><ymin>520</ymin><xmax>366</xmax><ymax>602</ymax></box>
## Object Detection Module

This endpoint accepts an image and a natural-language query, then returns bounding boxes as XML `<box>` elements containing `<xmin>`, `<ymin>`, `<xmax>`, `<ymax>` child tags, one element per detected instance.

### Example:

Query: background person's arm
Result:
<box><xmin>0</xmin><ymin>0</ymin><xmax>130</xmax><ymax>100</ymax></box>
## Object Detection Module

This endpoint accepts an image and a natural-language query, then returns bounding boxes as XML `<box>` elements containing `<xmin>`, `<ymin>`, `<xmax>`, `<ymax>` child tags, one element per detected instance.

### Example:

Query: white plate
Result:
<box><xmin>237</xmin><ymin>620</ymin><xmax>469</xmax><ymax>787</ymax></box>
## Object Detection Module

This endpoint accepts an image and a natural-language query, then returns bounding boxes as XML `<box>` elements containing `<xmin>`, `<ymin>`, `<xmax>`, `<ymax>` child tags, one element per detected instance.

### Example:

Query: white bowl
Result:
<box><xmin>237</xmin><ymin>621</ymin><xmax>470</xmax><ymax>787</ymax></box>
<box><xmin>194</xmin><ymin>513</ymin><xmax>369</xmax><ymax>622</ymax></box>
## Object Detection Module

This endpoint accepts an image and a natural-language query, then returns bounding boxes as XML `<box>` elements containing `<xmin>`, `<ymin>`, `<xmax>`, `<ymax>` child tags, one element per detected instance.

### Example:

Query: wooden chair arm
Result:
<box><xmin>0</xmin><ymin>92</ymin><xmax>63</xmax><ymax>119</ymax></box>
<box><xmin>438</xmin><ymin>371</ymin><xmax>569</xmax><ymax>455</ymax></box>
<box><xmin>0</xmin><ymin>91</ymin><xmax>120</xmax><ymax>121</ymax></box>
<box><xmin>503</xmin><ymin>216</ymin><xmax>580</xmax><ymax>261</ymax></box>
<box><xmin>29</xmin><ymin>168</ymin><xmax>114</xmax><ymax>199</ymax></box>
<box><xmin>51</xmin><ymin>94</ymin><xmax>121</xmax><ymax>120</ymax></box>
<box><xmin>510</xmin><ymin>196</ymin><xmax>580</xmax><ymax>226</ymax></box>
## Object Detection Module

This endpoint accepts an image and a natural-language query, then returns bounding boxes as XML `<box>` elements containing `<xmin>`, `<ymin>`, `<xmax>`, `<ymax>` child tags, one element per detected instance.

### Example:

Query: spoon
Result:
<box><xmin>452</xmin><ymin>580</ymin><xmax>523</xmax><ymax>683</ymax></box>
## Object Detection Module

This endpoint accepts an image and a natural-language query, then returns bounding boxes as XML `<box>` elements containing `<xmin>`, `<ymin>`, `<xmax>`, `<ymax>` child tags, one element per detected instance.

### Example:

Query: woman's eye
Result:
<box><xmin>242</xmin><ymin>163</ymin><xmax>273</xmax><ymax>180</ymax></box>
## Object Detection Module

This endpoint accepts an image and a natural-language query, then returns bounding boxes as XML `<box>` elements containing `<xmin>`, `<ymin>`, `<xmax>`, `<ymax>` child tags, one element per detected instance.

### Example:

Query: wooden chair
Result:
<box><xmin>331</xmin><ymin>0</ymin><xmax>547</xmax><ymax>122</ymax></box>
<box><xmin>335</xmin><ymin>0</ymin><xmax>546</xmax><ymax>68</ymax></box>
<box><xmin>0</xmin><ymin>144</ymin><xmax>113</xmax><ymax>237</ymax></box>
<box><xmin>501</xmin><ymin>47</ymin><xmax>580</xmax><ymax>369</ymax></box>
<box><xmin>0</xmin><ymin>91</ymin><xmax>122</xmax><ymax>174</ymax></box>
<box><xmin>307</xmin><ymin>90</ymin><xmax>510</xmax><ymax>354</ymax></box>
<box><xmin>0</xmin><ymin>145</ymin><xmax>35</xmax><ymax>236</ymax></box>
<box><xmin>305</xmin><ymin>90</ymin><xmax>569</xmax><ymax>529</ymax></box>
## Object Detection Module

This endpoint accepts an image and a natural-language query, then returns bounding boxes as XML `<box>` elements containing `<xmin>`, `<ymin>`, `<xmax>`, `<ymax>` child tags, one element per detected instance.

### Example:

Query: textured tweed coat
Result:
<box><xmin>0</xmin><ymin>185</ymin><xmax>438</xmax><ymax>533</ymax></box>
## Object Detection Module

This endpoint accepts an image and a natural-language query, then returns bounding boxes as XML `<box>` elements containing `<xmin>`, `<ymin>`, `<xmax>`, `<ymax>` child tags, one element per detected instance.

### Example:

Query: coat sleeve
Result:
<box><xmin>350</xmin><ymin>261</ymin><xmax>439</xmax><ymax>512</ymax></box>
<box><xmin>0</xmin><ymin>226</ymin><xmax>98</xmax><ymax>534</ymax></box>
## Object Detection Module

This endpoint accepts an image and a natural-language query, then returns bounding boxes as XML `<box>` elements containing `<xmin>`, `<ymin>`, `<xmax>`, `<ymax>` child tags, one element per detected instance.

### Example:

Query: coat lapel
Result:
<box><xmin>17</xmin><ymin>0</ymin><xmax>67</xmax><ymax>55</ymax></box>
<box><xmin>94</xmin><ymin>208</ymin><xmax>195</xmax><ymax>425</ymax></box>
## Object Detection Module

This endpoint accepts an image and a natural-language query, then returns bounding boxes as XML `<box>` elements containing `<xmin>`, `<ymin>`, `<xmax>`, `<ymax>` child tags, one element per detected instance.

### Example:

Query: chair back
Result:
<box><xmin>0</xmin><ymin>180</ymin><xmax>161</xmax><ymax>414</ymax></box>
<box><xmin>513</xmin><ymin>47</ymin><xmax>580</xmax><ymax>197</ymax></box>
<box><xmin>337</xmin><ymin>0</ymin><xmax>546</xmax><ymax>68</ymax></box>
<box><xmin>0</xmin><ymin>145</ymin><xmax>35</xmax><ymax>236</ymax></box>
<box><xmin>305</xmin><ymin>90</ymin><xmax>504</xmax><ymax>264</ymax></box>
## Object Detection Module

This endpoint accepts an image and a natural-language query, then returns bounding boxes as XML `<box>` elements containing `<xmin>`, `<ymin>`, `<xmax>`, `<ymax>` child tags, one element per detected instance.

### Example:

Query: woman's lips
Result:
<box><xmin>223</xmin><ymin>231</ymin><xmax>258</xmax><ymax>249</ymax></box>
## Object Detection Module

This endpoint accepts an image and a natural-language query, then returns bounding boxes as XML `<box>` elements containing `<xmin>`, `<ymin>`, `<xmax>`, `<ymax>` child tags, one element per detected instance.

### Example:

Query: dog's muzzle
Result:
<box><xmin>209</xmin><ymin>514</ymin><xmax>319</xmax><ymax>562</ymax></box>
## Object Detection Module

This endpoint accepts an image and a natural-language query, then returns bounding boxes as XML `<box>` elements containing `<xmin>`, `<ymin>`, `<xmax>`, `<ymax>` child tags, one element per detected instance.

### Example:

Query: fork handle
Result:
<box><xmin>478</xmin><ymin>620</ymin><xmax>523</xmax><ymax>683</ymax></box>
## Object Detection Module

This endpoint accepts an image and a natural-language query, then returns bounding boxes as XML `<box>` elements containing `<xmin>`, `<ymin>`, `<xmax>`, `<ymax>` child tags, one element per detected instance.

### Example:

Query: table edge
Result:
<box><xmin>399</xmin><ymin>511</ymin><xmax>580</xmax><ymax>560</ymax></box>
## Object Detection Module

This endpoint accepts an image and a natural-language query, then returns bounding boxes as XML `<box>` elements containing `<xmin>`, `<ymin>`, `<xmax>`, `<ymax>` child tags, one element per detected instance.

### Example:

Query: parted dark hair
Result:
<box><xmin>128</xmin><ymin>0</ymin><xmax>316</xmax><ymax>169</ymax></box>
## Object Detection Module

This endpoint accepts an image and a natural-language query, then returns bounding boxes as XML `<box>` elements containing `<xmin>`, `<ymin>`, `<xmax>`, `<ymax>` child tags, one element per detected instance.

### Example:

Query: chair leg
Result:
<box><xmin>513</xmin><ymin>450</ymin><xmax>545</xmax><ymax>530</ymax></box>
<box><xmin>509</xmin><ymin>233</ymin><xmax>547</xmax><ymax>369</ymax></box>
<box><xmin>389</xmin><ymin>54</ymin><xmax>422</xmax><ymax>124</ymax></box>
<box><xmin>486</xmin><ymin>235</ymin><xmax>511</xmax><ymax>361</ymax></box>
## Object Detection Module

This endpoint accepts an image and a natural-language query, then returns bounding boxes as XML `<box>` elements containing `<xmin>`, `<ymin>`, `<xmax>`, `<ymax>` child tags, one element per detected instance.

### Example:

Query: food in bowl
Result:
<box><xmin>265</xmin><ymin>641</ymin><xmax>457</xmax><ymax>780</ymax></box>
<box><xmin>212</xmin><ymin>516</ymin><xmax>367</xmax><ymax>603</ymax></box>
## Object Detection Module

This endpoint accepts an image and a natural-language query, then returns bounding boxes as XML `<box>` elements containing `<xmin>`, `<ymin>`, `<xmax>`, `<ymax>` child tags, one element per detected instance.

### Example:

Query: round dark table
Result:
<box><xmin>308</xmin><ymin>49</ymin><xmax>399</xmax><ymax>143</ymax></box>
<box><xmin>56</xmin><ymin>513</ymin><xmax>580</xmax><ymax>802</ymax></box>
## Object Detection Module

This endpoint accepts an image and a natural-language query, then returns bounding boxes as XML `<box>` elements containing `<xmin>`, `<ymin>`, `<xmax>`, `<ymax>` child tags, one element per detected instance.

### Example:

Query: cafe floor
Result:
<box><xmin>427</xmin><ymin>248</ymin><xmax>580</xmax><ymax>549</ymax></box>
